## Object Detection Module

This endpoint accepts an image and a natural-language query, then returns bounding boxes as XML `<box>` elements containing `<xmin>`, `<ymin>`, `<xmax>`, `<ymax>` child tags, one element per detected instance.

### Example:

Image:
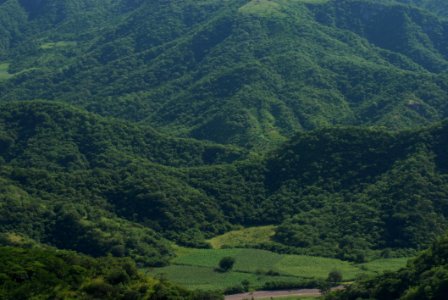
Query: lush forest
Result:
<box><xmin>327</xmin><ymin>233</ymin><xmax>448</xmax><ymax>299</ymax></box>
<box><xmin>1</xmin><ymin>101</ymin><xmax>448</xmax><ymax>262</ymax></box>
<box><xmin>1</xmin><ymin>0</ymin><xmax>448</xmax><ymax>298</ymax></box>
<box><xmin>2</xmin><ymin>0</ymin><xmax>448</xmax><ymax>147</ymax></box>
<box><xmin>0</xmin><ymin>245</ymin><xmax>222</xmax><ymax>299</ymax></box>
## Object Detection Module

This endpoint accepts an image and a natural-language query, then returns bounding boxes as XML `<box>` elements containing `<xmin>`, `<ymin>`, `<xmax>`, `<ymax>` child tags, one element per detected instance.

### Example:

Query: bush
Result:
<box><xmin>217</xmin><ymin>257</ymin><xmax>235</xmax><ymax>272</ymax></box>
<box><xmin>327</xmin><ymin>270</ymin><xmax>343</xmax><ymax>284</ymax></box>
<box><xmin>223</xmin><ymin>285</ymin><xmax>245</xmax><ymax>295</ymax></box>
<box><xmin>262</xmin><ymin>279</ymin><xmax>320</xmax><ymax>290</ymax></box>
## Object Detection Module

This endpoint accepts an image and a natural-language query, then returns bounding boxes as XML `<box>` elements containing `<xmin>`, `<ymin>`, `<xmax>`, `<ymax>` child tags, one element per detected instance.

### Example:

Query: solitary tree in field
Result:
<box><xmin>218</xmin><ymin>256</ymin><xmax>235</xmax><ymax>272</ymax></box>
<box><xmin>327</xmin><ymin>270</ymin><xmax>343</xmax><ymax>284</ymax></box>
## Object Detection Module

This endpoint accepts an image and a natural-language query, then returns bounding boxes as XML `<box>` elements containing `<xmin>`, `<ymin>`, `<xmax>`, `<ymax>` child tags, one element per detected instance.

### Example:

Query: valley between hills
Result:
<box><xmin>1</xmin><ymin>0</ymin><xmax>448</xmax><ymax>299</ymax></box>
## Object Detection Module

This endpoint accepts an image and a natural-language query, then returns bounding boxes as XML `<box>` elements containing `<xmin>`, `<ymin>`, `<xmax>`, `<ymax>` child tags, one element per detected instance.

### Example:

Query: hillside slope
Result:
<box><xmin>185</xmin><ymin>122</ymin><xmax>448</xmax><ymax>259</ymax></box>
<box><xmin>0</xmin><ymin>102</ymin><xmax>245</xmax><ymax>264</ymax></box>
<box><xmin>1</xmin><ymin>0</ymin><xmax>448</xmax><ymax>147</ymax></box>
<box><xmin>2</xmin><ymin>102</ymin><xmax>448</xmax><ymax>261</ymax></box>
<box><xmin>0</xmin><ymin>246</ymin><xmax>220</xmax><ymax>300</ymax></box>
<box><xmin>327</xmin><ymin>233</ymin><xmax>448</xmax><ymax>299</ymax></box>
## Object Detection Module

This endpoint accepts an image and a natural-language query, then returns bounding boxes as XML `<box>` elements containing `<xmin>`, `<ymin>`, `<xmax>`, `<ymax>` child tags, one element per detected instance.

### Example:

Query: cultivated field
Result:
<box><xmin>147</xmin><ymin>246</ymin><xmax>409</xmax><ymax>291</ymax></box>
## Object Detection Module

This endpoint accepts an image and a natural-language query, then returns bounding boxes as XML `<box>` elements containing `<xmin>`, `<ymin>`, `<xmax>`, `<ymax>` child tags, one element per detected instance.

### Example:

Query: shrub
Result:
<box><xmin>217</xmin><ymin>257</ymin><xmax>235</xmax><ymax>272</ymax></box>
<box><xmin>327</xmin><ymin>270</ymin><xmax>343</xmax><ymax>284</ymax></box>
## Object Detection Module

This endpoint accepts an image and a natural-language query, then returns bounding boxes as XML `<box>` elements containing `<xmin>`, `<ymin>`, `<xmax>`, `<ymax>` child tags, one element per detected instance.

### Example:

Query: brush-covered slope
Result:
<box><xmin>2</xmin><ymin>103</ymin><xmax>448</xmax><ymax>262</ymax></box>
<box><xmin>398</xmin><ymin>0</ymin><xmax>448</xmax><ymax>16</ymax></box>
<box><xmin>0</xmin><ymin>101</ymin><xmax>245</xmax><ymax>264</ymax></box>
<box><xmin>0</xmin><ymin>246</ymin><xmax>221</xmax><ymax>300</ymax></box>
<box><xmin>1</xmin><ymin>0</ymin><xmax>448</xmax><ymax>147</ymax></box>
<box><xmin>185</xmin><ymin>122</ymin><xmax>448</xmax><ymax>260</ymax></box>
<box><xmin>263</xmin><ymin>124</ymin><xmax>448</xmax><ymax>260</ymax></box>
<box><xmin>327</xmin><ymin>234</ymin><xmax>448</xmax><ymax>299</ymax></box>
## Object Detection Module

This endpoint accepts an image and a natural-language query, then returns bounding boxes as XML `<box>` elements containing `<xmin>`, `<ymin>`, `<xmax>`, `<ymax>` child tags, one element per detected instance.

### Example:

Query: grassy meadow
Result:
<box><xmin>40</xmin><ymin>41</ymin><xmax>77</xmax><ymax>49</ymax></box>
<box><xmin>208</xmin><ymin>226</ymin><xmax>276</xmax><ymax>249</ymax></box>
<box><xmin>0</xmin><ymin>63</ymin><xmax>11</xmax><ymax>80</ymax></box>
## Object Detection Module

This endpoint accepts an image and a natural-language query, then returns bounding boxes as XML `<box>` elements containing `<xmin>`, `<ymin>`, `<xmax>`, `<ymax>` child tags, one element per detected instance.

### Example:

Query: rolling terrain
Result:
<box><xmin>1</xmin><ymin>101</ymin><xmax>448</xmax><ymax>262</ymax></box>
<box><xmin>1</xmin><ymin>0</ymin><xmax>448</xmax><ymax>299</ymax></box>
<box><xmin>1</xmin><ymin>0</ymin><xmax>448</xmax><ymax>147</ymax></box>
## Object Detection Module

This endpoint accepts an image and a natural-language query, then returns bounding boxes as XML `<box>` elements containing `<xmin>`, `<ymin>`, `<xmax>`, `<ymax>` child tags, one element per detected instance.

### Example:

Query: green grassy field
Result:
<box><xmin>239</xmin><ymin>0</ymin><xmax>328</xmax><ymax>16</ymax></box>
<box><xmin>40</xmin><ymin>41</ymin><xmax>77</xmax><ymax>49</ymax></box>
<box><xmin>208</xmin><ymin>226</ymin><xmax>276</xmax><ymax>249</ymax></box>
<box><xmin>0</xmin><ymin>63</ymin><xmax>11</xmax><ymax>80</ymax></box>
<box><xmin>359</xmin><ymin>257</ymin><xmax>410</xmax><ymax>275</ymax></box>
<box><xmin>148</xmin><ymin>265</ymin><xmax>299</xmax><ymax>290</ymax></box>
<box><xmin>147</xmin><ymin>247</ymin><xmax>410</xmax><ymax>291</ymax></box>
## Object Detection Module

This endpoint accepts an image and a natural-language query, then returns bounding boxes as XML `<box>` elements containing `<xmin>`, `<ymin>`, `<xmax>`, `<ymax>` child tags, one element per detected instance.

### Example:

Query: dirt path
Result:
<box><xmin>225</xmin><ymin>286</ymin><xmax>344</xmax><ymax>300</ymax></box>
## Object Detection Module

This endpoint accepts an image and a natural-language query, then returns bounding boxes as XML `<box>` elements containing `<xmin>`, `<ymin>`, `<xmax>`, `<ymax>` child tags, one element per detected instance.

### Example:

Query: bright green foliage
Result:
<box><xmin>0</xmin><ymin>63</ymin><xmax>11</xmax><ymax>80</ymax></box>
<box><xmin>208</xmin><ymin>226</ymin><xmax>276</xmax><ymax>249</ymax></box>
<box><xmin>327</xmin><ymin>234</ymin><xmax>448</xmax><ymax>300</ymax></box>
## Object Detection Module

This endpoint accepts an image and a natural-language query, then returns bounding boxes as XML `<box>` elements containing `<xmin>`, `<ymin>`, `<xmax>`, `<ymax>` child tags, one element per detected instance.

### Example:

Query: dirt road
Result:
<box><xmin>225</xmin><ymin>286</ymin><xmax>344</xmax><ymax>300</ymax></box>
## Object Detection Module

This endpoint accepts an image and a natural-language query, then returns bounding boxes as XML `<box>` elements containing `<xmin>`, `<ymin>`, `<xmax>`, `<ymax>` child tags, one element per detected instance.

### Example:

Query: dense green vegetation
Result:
<box><xmin>1</xmin><ymin>0</ymin><xmax>448</xmax><ymax>147</ymax></box>
<box><xmin>187</xmin><ymin>123</ymin><xmax>448</xmax><ymax>260</ymax></box>
<box><xmin>0</xmin><ymin>101</ymin><xmax>244</xmax><ymax>265</ymax></box>
<box><xmin>0</xmin><ymin>246</ymin><xmax>223</xmax><ymax>300</ymax></box>
<box><xmin>327</xmin><ymin>234</ymin><xmax>448</xmax><ymax>299</ymax></box>
<box><xmin>1</xmin><ymin>101</ymin><xmax>448</xmax><ymax>263</ymax></box>
<box><xmin>1</xmin><ymin>0</ymin><xmax>448</xmax><ymax>297</ymax></box>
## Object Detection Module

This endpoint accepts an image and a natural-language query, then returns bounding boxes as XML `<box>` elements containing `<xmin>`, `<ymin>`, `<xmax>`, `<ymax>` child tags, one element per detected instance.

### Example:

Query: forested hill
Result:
<box><xmin>0</xmin><ymin>246</ymin><xmax>220</xmax><ymax>299</ymax></box>
<box><xmin>0</xmin><ymin>101</ymin><xmax>245</xmax><ymax>168</ymax></box>
<box><xmin>1</xmin><ymin>0</ymin><xmax>448</xmax><ymax>147</ymax></box>
<box><xmin>327</xmin><ymin>233</ymin><xmax>448</xmax><ymax>299</ymax></box>
<box><xmin>1</xmin><ymin>102</ymin><xmax>448</xmax><ymax>263</ymax></box>
<box><xmin>397</xmin><ymin>0</ymin><xmax>448</xmax><ymax>16</ymax></box>
<box><xmin>0</xmin><ymin>101</ymin><xmax>246</xmax><ymax>265</ymax></box>
<box><xmin>187</xmin><ymin>122</ymin><xmax>448</xmax><ymax>260</ymax></box>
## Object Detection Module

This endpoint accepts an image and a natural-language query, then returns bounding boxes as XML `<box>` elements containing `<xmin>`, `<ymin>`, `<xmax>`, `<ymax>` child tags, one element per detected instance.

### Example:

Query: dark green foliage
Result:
<box><xmin>262</xmin><ymin>126</ymin><xmax>448</xmax><ymax>259</ymax></box>
<box><xmin>218</xmin><ymin>257</ymin><xmax>236</xmax><ymax>272</ymax></box>
<box><xmin>262</xmin><ymin>279</ymin><xmax>324</xmax><ymax>291</ymax></box>
<box><xmin>0</xmin><ymin>0</ymin><xmax>448</xmax><ymax>269</ymax></box>
<box><xmin>327</xmin><ymin>270</ymin><xmax>343</xmax><ymax>284</ymax></box>
<box><xmin>2</xmin><ymin>102</ymin><xmax>448</xmax><ymax>261</ymax></box>
<box><xmin>327</xmin><ymin>234</ymin><xmax>448</xmax><ymax>300</ymax></box>
<box><xmin>0</xmin><ymin>246</ymin><xmax>224</xmax><ymax>300</ymax></box>
<box><xmin>0</xmin><ymin>101</ymin><xmax>245</xmax><ymax>264</ymax></box>
<box><xmin>1</xmin><ymin>0</ymin><xmax>448</xmax><ymax>147</ymax></box>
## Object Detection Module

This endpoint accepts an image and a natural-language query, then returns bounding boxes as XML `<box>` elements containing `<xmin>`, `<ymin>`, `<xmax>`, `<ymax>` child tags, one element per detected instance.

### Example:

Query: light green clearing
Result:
<box><xmin>40</xmin><ymin>41</ymin><xmax>77</xmax><ymax>49</ymax></box>
<box><xmin>208</xmin><ymin>225</ymin><xmax>276</xmax><ymax>249</ymax></box>
<box><xmin>239</xmin><ymin>0</ymin><xmax>328</xmax><ymax>16</ymax></box>
<box><xmin>0</xmin><ymin>63</ymin><xmax>11</xmax><ymax>80</ymax></box>
<box><xmin>148</xmin><ymin>247</ymin><xmax>410</xmax><ymax>290</ymax></box>
<box><xmin>359</xmin><ymin>257</ymin><xmax>410</xmax><ymax>274</ymax></box>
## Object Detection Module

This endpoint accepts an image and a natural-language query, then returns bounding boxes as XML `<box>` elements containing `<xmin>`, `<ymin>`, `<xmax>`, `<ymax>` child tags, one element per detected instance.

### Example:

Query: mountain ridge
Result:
<box><xmin>1</xmin><ymin>0</ymin><xmax>448</xmax><ymax>147</ymax></box>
